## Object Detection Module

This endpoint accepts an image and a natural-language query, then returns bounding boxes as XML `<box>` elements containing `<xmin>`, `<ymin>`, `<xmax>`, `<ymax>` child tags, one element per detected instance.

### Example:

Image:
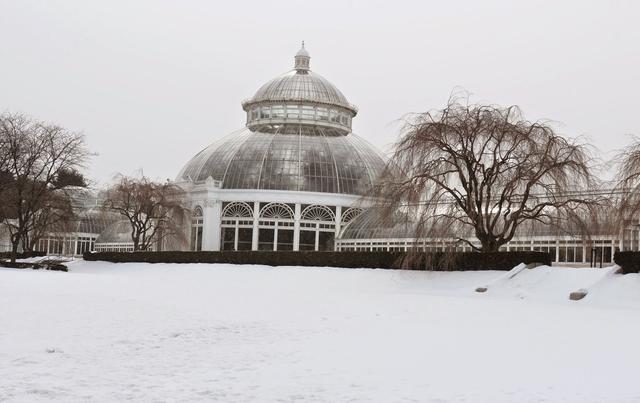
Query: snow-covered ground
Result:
<box><xmin>1</xmin><ymin>261</ymin><xmax>640</xmax><ymax>403</ymax></box>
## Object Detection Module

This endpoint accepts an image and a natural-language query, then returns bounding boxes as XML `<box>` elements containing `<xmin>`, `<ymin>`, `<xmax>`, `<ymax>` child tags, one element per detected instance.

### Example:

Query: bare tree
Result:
<box><xmin>102</xmin><ymin>174</ymin><xmax>186</xmax><ymax>251</ymax></box>
<box><xmin>373</xmin><ymin>98</ymin><xmax>599</xmax><ymax>253</ymax></box>
<box><xmin>0</xmin><ymin>113</ymin><xmax>90</xmax><ymax>262</ymax></box>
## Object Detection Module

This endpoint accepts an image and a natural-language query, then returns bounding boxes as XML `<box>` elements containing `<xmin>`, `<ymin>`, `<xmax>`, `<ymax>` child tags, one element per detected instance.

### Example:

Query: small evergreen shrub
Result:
<box><xmin>83</xmin><ymin>250</ymin><xmax>551</xmax><ymax>271</ymax></box>
<box><xmin>613</xmin><ymin>251</ymin><xmax>640</xmax><ymax>274</ymax></box>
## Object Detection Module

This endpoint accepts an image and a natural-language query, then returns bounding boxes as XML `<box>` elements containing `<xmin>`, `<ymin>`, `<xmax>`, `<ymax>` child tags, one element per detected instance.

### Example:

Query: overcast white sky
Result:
<box><xmin>1</xmin><ymin>0</ymin><xmax>639</xmax><ymax>185</ymax></box>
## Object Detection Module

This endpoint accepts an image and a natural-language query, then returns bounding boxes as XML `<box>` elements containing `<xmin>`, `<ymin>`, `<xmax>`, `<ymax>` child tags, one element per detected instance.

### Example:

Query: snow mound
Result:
<box><xmin>476</xmin><ymin>264</ymin><xmax>623</xmax><ymax>303</ymax></box>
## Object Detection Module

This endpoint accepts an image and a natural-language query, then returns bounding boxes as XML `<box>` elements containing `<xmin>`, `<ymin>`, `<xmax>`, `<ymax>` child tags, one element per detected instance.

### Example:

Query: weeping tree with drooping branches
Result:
<box><xmin>102</xmin><ymin>174</ymin><xmax>187</xmax><ymax>251</ymax></box>
<box><xmin>373</xmin><ymin>97</ymin><xmax>600</xmax><ymax>253</ymax></box>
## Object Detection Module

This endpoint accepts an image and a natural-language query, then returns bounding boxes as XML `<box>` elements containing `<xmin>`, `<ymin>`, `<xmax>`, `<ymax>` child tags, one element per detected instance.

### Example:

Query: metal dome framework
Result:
<box><xmin>176</xmin><ymin>44</ymin><xmax>386</xmax><ymax>253</ymax></box>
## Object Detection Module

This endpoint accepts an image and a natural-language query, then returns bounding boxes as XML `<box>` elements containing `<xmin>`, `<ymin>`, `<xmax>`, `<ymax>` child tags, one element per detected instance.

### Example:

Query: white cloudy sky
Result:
<box><xmin>1</xmin><ymin>0</ymin><xmax>639</xmax><ymax>185</ymax></box>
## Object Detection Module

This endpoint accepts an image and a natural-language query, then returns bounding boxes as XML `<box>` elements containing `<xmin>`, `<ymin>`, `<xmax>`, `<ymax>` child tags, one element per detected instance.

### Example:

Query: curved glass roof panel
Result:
<box><xmin>177</xmin><ymin>128</ymin><xmax>386</xmax><ymax>196</ymax></box>
<box><xmin>55</xmin><ymin>209</ymin><xmax>117</xmax><ymax>235</ymax></box>
<box><xmin>339</xmin><ymin>208</ymin><xmax>417</xmax><ymax>240</ymax></box>
<box><xmin>95</xmin><ymin>220</ymin><xmax>134</xmax><ymax>244</ymax></box>
<box><xmin>249</xmin><ymin>70</ymin><xmax>353</xmax><ymax>111</ymax></box>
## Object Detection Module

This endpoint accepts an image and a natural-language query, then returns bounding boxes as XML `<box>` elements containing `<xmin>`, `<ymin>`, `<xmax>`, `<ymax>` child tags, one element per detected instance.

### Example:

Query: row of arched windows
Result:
<box><xmin>219</xmin><ymin>202</ymin><xmax>361</xmax><ymax>222</ymax></box>
<box><xmin>190</xmin><ymin>202</ymin><xmax>362</xmax><ymax>252</ymax></box>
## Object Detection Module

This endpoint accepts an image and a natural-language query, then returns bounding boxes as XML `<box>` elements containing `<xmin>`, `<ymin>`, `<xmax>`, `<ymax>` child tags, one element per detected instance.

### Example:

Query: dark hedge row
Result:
<box><xmin>0</xmin><ymin>251</ymin><xmax>46</xmax><ymax>260</ymax></box>
<box><xmin>83</xmin><ymin>251</ymin><xmax>551</xmax><ymax>271</ymax></box>
<box><xmin>613</xmin><ymin>251</ymin><xmax>640</xmax><ymax>274</ymax></box>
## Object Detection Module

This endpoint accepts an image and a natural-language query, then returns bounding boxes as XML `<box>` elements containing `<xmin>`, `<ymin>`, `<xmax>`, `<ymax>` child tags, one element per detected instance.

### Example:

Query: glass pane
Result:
<box><xmin>317</xmin><ymin>108</ymin><xmax>328</xmax><ymax>121</ymax></box>
<box><xmin>301</xmin><ymin>106</ymin><xmax>315</xmax><ymax>120</ymax></box>
<box><xmin>318</xmin><ymin>232</ymin><xmax>335</xmax><ymax>251</ymax></box>
<box><xmin>277</xmin><ymin>229</ymin><xmax>294</xmax><ymax>251</ymax></box>
<box><xmin>567</xmin><ymin>247</ymin><xmax>575</xmax><ymax>262</ymax></box>
<box><xmin>286</xmin><ymin>105</ymin><xmax>300</xmax><ymax>119</ymax></box>
<box><xmin>222</xmin><ymin>228</ymin><xmax>235</xmax><ymax>251</ymax></box>
<box><xmin>299</xmin><ymin>231</ymin><xmax>315</xmax><ymax>250</ymax></box>
<box><xmin>259</xmin><ymin>228</ymin><xmax>274</xmax><ymax>251</ymax></box>
<box><xmin>260</xmin><ymin>106</ymin><xmax>271</xmax><ymax>119</ymax></box>
<box><xmin>272</xmin><ymin>106</ymin><xmax>285</xmax><ymax>118</ymax></box>
<box><xmin>238</xmin><ymin>228</ymin><xmax>252</xmax><ymax>251</ymax></box>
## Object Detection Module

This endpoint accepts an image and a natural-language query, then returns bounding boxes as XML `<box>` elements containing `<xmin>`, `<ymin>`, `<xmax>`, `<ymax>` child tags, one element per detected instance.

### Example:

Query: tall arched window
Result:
<box><xmin>258</xmin><ymin>203</ymin><xmax>295</xmax><ymax>251</ymax></box>
<box><xmin>300</xmin><ymin>205</ymin><xmax>336</xmax><ymax>251</ymax></box>
<box><xmin>191</xmin><ymin>206</ymin><xmax>203</xmax><ymax>251</ymax></box>
<box><xmin>221</xmin><ymin>202</ymin><xmax>253</xmax><ymax>251</ymax></box>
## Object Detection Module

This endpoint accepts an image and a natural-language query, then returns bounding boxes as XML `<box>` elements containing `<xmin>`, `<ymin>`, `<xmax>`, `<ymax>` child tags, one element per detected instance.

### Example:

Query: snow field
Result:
<box><xmin>1</xmin><ymin>261</ymin><xmax>639</xmax><ymax>402</ymax></box>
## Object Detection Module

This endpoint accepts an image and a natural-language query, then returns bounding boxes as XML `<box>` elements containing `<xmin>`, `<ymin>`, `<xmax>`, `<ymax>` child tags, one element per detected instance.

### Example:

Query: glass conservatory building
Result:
<box><xmin>34</xmin><ymin>210</ymin><xmax>112</xmax><ymax>256</ymax></box>
<box><xmin>175</xmin><ymin>44</ymin><xmax>386</xmax><ymax>252</ymax></box>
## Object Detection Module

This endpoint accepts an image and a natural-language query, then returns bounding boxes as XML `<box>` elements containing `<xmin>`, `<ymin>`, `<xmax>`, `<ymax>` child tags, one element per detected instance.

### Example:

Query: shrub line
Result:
<box><xmin>83</xmin><ymin>251</ymin><xmax>551</xmax><ymax>271</ymax></box>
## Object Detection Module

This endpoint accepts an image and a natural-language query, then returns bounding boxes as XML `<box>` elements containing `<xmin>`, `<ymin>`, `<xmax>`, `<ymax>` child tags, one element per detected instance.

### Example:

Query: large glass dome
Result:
<box><xmin>178</xmin><ymin>127</ymin><xmax>385</xmax><ymax>195</ymax></box>
<box><xmin>177</xmin><ymin>44</ymin><xmax>386</xmax><ymax>196</ymax></box>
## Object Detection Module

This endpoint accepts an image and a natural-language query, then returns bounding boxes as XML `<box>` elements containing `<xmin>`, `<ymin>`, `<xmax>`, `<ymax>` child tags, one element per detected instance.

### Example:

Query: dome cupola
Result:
<box><xmin>241</xmin><ymin>43</ymin><xmax>357</xmax><ymax>135</ymax></box>
<box><xmin>294</xmin><ymin>41</ymin><xmax>310</xmax><ymax>72</ymax></box>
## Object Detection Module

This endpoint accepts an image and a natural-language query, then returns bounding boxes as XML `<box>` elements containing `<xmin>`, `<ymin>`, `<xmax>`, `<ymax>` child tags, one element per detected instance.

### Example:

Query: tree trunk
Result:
<box><xmin>21</xmin><ymin>233</ymin><xmax>34</xmax><ymax>253</ymax></box>
<box><xmin>10</xmin><ymin>235</ymin><xmax>20</xmax><ymax>264</ymax></box>
<box><xmin>478</xmin><ymin>235</ymin><xmax>502</xmax><ymax>253</ymax></box>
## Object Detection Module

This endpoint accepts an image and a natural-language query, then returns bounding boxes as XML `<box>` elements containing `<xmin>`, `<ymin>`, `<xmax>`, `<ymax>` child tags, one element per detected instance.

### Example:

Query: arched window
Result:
<box><xmin>302</xmin><ymin>205</ymin><xmax>335</xmax><ymax>222</ymax></box>
<box><xmin>260</xmin><ymin>203</ymin><xmax>294</xmax><ymax>219</ymax></box>
<box><xmin>222</xmin><ymin>202</ymin><xmax>253</xmax><ymax>218</ymax></box>
<box><xmin>300</xmin><ymin>205</ymin><xmax>336</xmax><ymax>251</ymax></box>
<box><xmin>341</xmin><ymin>207</ymin><xmax>363</xmax><ymax>225</ymax></box>
<box><xmin>258</xmin><ymin>203</ymin><xmax>295</xmax><ymax>251</ymax></box>
<box><xmin>191</xmin><ymin>206</ymin><xmax>203</xmax><ymax>251</ymax></box>
<box><xmin>221</xmin><ymin>202</ymin><xmax>253</xmax><ymax>251</ymax></box>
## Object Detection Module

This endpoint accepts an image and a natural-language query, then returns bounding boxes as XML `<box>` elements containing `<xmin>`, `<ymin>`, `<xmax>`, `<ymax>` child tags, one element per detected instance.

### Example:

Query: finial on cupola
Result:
<box><xmin>294</xmin><ymin>41</ymin><xmax>310</xmax><ymax>73</ymax></box>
